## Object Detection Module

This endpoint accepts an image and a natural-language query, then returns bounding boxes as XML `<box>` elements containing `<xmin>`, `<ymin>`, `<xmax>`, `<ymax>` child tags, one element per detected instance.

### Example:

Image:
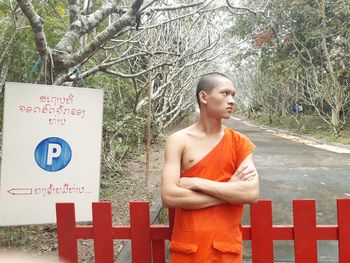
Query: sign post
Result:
<box><xmin>0</xmin><ymin>82</ymin><xmax>104</xmax><ymax>226</ymax></box>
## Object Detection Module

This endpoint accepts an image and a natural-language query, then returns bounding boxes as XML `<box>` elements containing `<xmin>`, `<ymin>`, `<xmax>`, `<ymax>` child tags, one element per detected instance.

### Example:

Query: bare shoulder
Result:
<box><xmin>167</xmin><ymin>126</ymin><xmax>193</xmax><ymax>143</ymax></box>
<box><xmin>165</xmin><ymin>126</ymin><xmax>195</xmax><ymax>151</ymax></box>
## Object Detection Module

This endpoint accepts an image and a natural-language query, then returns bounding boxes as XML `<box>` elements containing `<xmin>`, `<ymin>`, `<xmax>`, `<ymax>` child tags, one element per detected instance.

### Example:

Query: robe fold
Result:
<box><xmin>170</xmin><ymin>127</ymin><xmax>255</xmax><ymax>263</ymax></box>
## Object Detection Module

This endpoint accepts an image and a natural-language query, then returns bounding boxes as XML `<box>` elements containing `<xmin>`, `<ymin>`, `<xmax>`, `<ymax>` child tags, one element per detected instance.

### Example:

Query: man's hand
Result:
<box><xmin>229</xmin><ymin>163</ymin><xmax>256</xmax><ymax>182</ymax></box>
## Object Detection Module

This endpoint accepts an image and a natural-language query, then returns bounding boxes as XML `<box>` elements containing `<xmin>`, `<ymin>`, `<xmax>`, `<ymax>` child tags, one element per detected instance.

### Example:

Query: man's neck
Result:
<box><xmin>195</xmin><ymin>114</ymin><xmax>224</xmax><ymax>136</ymax></box>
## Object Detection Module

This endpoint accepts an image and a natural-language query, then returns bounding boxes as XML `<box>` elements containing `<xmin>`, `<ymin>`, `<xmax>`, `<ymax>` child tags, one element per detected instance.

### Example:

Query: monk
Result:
<box><xmin>161</xmin><ymin>72</ymin><xmax>259</xmax><ymax>262</ymax></box>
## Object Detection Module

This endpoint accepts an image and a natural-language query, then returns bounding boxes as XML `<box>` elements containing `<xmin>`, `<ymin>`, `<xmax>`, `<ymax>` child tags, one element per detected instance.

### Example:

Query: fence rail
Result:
<box><xmin>56</xmin><ymin>199</ymin><xmax>350</xmax><ymax>263</ymax></box>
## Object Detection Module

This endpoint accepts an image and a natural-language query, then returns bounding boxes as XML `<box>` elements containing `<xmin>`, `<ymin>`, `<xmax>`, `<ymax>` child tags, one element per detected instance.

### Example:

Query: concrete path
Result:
<box><xmin>225</xmin><ymin>117</ymin><xmax>350</xmax><ymax>262</ymax></box>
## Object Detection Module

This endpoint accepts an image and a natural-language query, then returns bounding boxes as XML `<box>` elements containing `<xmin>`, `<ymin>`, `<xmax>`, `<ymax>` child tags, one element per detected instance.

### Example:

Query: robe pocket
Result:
<box><xmin>170</xmin><ymin>241</ymin><xmax>198</xmax><ymax>254</ymax></box>
<box><xmin>212</xmin><ymin>229</ymin><xmax>242</xmax><ymax>255</ymax></box>
<box><xmin>212</xmin><ymin>241</ymin><xmax>241</xmax><ymax>254</ymax></box>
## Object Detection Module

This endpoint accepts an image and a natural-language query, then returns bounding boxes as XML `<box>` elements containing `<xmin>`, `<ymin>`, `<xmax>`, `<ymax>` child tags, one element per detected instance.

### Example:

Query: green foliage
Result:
<box><xmin>99</xmin><ymin>180</ymin><xmax>113</xmax><ymax>199</ymax></box>
<box><xmin>81</xmin><ymin>72</ymin><xmax>149</xmax><ymax>177</ymax></box>
<box><xmin>0</xmin><ymin>227</ymin><xmax>28</xmax><ymax>247</ymax></box>
<box><xmin>0</xmin><ymin>1</ymin><xmax>11</xmax><ymax>19</ymax></box>
<box><xmin>230</xmin><ymin>0</ymin><xmax>350</xmax><ymax>135</ymax></box>
<box><xmin>156</xmin><ymin>206</ymin><xmax>170</xmax><ymax>225</ymax></box>
<box><xmin>7</xmin><ymin>31</ymin><xmax>37</xmax><ymax>82</ymax></box>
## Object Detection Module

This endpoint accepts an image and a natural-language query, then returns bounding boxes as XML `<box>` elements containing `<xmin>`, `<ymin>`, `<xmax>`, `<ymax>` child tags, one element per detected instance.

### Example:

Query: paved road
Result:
<box><xmin>225</xmin><ymin>117</ymin><xmax>350</xmax><ymax>262</ymax></box>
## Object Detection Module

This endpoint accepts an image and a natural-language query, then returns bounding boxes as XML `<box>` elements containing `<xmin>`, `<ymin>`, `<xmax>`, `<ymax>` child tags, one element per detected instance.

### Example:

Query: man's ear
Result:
<box><xmin>199</xmin><ymin>91</ymin><xmax>208</xmax><ymax>105</ymax></box>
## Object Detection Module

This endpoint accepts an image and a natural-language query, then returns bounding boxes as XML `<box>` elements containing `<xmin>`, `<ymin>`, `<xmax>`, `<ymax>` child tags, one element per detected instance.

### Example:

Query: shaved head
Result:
<box><xmin>196</xmin><ymin>72</ymin><xmax>231</xmax><ymax>106</ymax></box>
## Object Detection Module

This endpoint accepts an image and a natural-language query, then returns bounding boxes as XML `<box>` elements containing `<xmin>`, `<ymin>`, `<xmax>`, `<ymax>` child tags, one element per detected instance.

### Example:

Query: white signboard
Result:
<box><xmin>0</xmin><ymin>82</ymin><xmax>104</xmax><ymax>226</ymax></box>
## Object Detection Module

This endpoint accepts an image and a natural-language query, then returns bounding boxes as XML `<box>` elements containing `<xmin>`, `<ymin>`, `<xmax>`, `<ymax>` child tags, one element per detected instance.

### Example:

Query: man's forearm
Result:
<box><xmin>191</xmin><ymin>179</ymin><xmax>259</xmax><ymax>204</ymax></box>
<box><xmin>162</xmin><ymin>186</ymin><xmax>225</xmax><ymax>209</ymax></box>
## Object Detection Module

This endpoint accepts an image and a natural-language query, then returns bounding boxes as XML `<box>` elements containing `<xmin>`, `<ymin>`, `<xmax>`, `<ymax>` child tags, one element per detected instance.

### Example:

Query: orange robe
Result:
<box><xmin>170</xmin><ymin>127</ymin><xmax>255</xmax><ymax>263</ymax></box>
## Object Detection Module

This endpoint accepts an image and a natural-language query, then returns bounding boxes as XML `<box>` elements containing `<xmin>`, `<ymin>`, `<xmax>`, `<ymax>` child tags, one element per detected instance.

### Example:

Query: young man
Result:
<box><xmin>161</xmin><ymin>72</ymin><xmax>259</xmax><ymax>262</ymax></box>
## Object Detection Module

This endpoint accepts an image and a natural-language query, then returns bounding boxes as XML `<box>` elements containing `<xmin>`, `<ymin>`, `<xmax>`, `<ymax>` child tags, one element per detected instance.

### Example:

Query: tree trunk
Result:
<box><xmin>331</xmin><ymin>106</ymin><xmax>342</xmax><ymax>135</ymax></box>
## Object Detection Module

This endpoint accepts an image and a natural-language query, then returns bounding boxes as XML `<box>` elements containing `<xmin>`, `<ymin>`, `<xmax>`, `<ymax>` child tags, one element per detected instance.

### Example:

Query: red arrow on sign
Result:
<box><xmin>7</xmin><ymin>188</ymin><xmax>33</xmax><ymax>195</ymax></box>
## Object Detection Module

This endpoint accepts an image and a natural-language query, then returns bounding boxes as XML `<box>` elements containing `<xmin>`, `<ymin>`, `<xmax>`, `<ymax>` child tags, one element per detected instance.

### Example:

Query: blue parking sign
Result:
<box><xmin>34</xmin><ymin>137</ymin><xmax>72</xmax><ymax>172</ymax></box>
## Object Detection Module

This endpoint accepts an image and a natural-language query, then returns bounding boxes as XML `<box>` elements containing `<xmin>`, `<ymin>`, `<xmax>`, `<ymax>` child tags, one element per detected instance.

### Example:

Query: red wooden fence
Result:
<box><xmin>56</xmin><ymin>199</ymin><xmax>350</xmax><ymax>263</ymax></box>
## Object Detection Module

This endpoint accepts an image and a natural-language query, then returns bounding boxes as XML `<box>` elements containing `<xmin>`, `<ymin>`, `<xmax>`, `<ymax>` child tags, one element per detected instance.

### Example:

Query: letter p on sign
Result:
<box><xmin>47</xmin><ymin>143</ymin><xmax>62</xmax><ymax>165</ymax></box>
<box><xmin>34</xmin><ymin>137</ymin><xmax>72</xmax><ymax>172</ymax></box>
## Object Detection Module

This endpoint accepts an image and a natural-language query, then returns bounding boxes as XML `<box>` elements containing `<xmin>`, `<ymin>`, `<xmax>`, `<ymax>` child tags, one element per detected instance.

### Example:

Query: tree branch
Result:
<box><xmin>226</xmin><ymin>0</ymin><xmax>269</xmax><ymax>17</ymax></box>
<box><xmin>17</xmin><ymin>0</ymin><xmax>49</xmax><ymax>60</ymax></box>
<box><xmin>61</xmin><ymin>0</ymin><xmax>144</xmax><ymax>70</ymax></box>
<box><xmin>144</xmin><ymin>1</ymin><xmax>205</xmax><ymax>13</ymax></box>
<box><xmin>103</xmin><ymin>62</ymin><xmax>171</xmax><ymax>78</ymax></box>
<box><xmin>56</xmin><ymin>2</ymin><xmax>125</xmax><ymax>54</ymax></box>
<box><xmin>139</xmin><ymin>1</ymin><xmax>216</xmax><ymax>30</ymax></box>
<box><xmin>68</xmin><ymin>0</ymin><xmax>80</xmax><ymax>24</ymax></box>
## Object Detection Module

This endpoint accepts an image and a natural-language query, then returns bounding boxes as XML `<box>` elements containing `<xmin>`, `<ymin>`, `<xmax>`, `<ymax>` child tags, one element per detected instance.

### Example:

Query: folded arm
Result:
<box><xmin>161</xmin><ymin>133</ymin><xmax>224</xmax><ymax>209</ymax></box>
<box><xmin>179</xmin><ymin>154</ymin><xmax>259</xmax><ymax>204</ymax></box>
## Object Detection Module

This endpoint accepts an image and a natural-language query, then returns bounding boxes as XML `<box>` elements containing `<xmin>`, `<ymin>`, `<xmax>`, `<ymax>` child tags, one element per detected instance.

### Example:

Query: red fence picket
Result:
<box><xmin>130</xmin><ymin>202</ymin><xmax>152</xmax><ymax>263</ymax></box>
<box><xmin>250</xmin><ymin>200</ymin><xmax>274</xmax><ymax>263</ymax></box>
<box><xmin>56</xmin><ymin>199</ymin><xmax>350</xmax><ymax>263</ymax></box>
<box><xmin>293</xmin><ymin>200</ymin><xmax>317</xmax><ymax>262</ymax></box>
<box><xmin>92</xmin><ymin>202</ymin><xmax>114</xmax><ymax>262</ymax></box>
<box><xmin>338</xmin><ymin>199</ymin><xmax>350</xmax><ymax>262</ymax></box>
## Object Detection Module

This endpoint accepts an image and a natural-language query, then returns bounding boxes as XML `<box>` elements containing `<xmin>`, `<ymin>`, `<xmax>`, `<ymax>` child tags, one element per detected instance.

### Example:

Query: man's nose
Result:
<box><xmin>228</xmin><ymin>96</ymin><xmax>235</xmax><ymax>105</ymax></box>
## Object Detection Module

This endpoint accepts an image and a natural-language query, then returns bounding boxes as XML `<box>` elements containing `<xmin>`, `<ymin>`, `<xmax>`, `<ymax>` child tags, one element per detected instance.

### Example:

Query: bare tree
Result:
<box><xmin>291</xmin><ymin>69</ymin><xmax>350</xmax><ymax>135</ymax></box>
<box><xmin>16</xmin><ymin>0</ymin><xmax>213</xmax><ymax>84</ymax></box>
<box><xmin>290</xmin><ymin>25</ymin><xmax>349</xmax><ymax>135</ymax></box>
<box><xmin>101</xmin><ymin>7</ymin><xmax>228</xmax><ymax>132</ymax></box>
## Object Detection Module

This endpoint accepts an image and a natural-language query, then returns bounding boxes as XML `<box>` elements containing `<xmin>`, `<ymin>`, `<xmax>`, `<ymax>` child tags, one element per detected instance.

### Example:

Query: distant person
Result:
<box><xmin>298</xmin><ymin>104</ymin><xmax>303</xmax><ymax>115</ymax></box>
<box><xmin>161</xmin><ymin>72</ymin><xmax>259</xmax><ymax>262</ymax></box>
<box><xmin>292</xmin><ymin>104</ymin><xmax>297</xmax><ymax>114</ymax></box>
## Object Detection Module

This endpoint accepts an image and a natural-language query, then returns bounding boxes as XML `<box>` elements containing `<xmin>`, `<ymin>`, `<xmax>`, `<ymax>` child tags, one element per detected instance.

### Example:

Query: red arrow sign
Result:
<box><xmin>7</xmin><ymin>188</ymin><xmax>33</xmax><ymax>195</ymax></box>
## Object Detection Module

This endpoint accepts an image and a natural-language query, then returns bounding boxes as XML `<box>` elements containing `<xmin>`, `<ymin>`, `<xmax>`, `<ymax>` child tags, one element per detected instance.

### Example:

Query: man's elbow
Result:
<box><xmin>162</xmin><ymin>196</ymin><xmax>172</xmax><ymax>208</ymax></box>
<box><xmin>249</xmin><ymin>193</ymin><xmax>259</xmax><ymax>204</ymax></box>
<box><xmin>161</xmin><ymin>191</ymin><xmax>177</xmax><ymax>208</ymax></box>
<box><xmin>246</xmin><ymin>178</ymin><xmax>260</xmax><ymax>204</ymax></box>
<box><xmin>247</xmin><ymin>189</ymin><xmax>259</xmax><ymax>204</ymax></box>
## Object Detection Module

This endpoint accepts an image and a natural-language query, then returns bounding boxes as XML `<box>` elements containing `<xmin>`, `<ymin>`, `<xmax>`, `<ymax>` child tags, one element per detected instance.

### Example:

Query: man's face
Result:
<box><xmin>205</xmin><ymin>78</ymin><xmax>236</xmax><ymax>119</ymax></box>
